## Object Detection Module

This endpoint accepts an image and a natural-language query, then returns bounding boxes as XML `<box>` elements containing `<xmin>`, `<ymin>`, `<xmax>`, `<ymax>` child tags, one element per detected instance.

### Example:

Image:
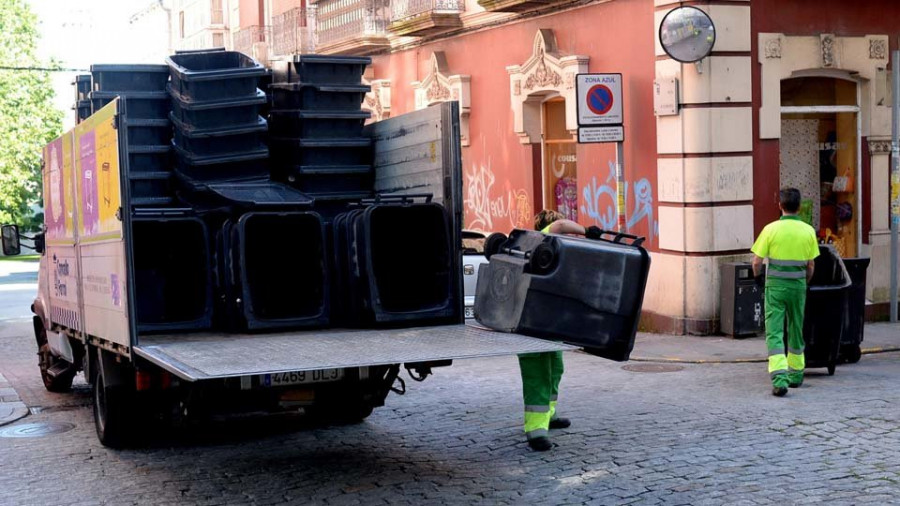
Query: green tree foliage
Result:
<box><xmin>0</xmin><ymin>0</ymin><xmax>63</xmax><ymax>230</ymax></box>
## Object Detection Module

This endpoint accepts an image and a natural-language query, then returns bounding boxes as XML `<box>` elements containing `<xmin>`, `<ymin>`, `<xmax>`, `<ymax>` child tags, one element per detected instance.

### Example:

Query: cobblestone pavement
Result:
<box><xmin>1</xmin><ymin>318</ymin><xmax>900</xmax><ymax>505</ymax></box>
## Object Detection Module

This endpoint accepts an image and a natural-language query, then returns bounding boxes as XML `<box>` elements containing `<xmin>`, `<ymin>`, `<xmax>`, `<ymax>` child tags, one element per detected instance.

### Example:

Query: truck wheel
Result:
<box><xmin>93</xmin><ymin>363</ymin><xmax>132</xmax><ymax>449</ymax></box>
<box><xmin>843</xmin><ymin>345</ymin><xmax>862</xmax><ymax>364</ymax></box>
<box><xmin>36</xmin><ymin>326</ymin><xmax>75</xmax><ymax>393</ymax></box>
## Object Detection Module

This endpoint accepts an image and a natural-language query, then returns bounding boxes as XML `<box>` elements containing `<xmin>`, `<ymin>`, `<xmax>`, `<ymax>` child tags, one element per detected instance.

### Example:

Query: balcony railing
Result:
<box><xmin>233</xmin><ymin>25</ymin><xmax>271</xmax><ymax>57</ymax></box>
<box><xmin>315</xmin><ymin>0</ymin><xmax>390</xmax><ymax>55</ymax></box>
<box><xmin>391</xmin><ymin>0</ymin><xmax>463</xmax><ymax>23</ymax></box>
<box><xmin>272</xmin><ymin>7</ymin><xmax>312</xmax><ymax>56</ymax></box>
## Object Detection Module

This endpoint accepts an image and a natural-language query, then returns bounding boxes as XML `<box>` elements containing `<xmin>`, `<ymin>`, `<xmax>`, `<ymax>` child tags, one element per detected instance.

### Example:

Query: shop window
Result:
<box><xmin>541</xmin><ymin>99</ymin><xmax>577</xmax><ymax>221</ymax></box>
<box><xmin>780</xmin><ymin>77</ymin><xmax>859</xmax><ymax>257</ymax></box>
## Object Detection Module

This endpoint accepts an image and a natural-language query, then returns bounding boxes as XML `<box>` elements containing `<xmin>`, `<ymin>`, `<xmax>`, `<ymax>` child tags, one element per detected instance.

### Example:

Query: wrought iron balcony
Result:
<box><xmin>477</xmin><ymin>0</ymin><xmax>565</xmax><ymax>14</ymax></box>
<box><xmin>389</xmin><ymin>0</ymin><xmax>463</xmax><ymax>37</ymax></box>
<box><xmin>315</xmin><ymin>0</ymin><xmax>390</xmax><ymax>55</ymax></box>
<box><xmin>233</xmin><ymin>25</ymin><xmax>271</xmax><ymax>60</ymax></box>
<box><xmin>272</xmin><ymin>7</ymin><xmax>313</xmax><ymax>57</ymax></box>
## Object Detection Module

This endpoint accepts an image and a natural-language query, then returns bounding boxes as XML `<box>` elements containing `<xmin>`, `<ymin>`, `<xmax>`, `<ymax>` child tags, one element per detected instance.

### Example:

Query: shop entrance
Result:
<box><xmin>780</xmin><ymin>75</ymin><xmax>860</xmax><ymax>258</ymax></box>
<box><xmin>538</xmin><ymin>98</ymin><xmax>578</xmax><ymax>221</ymax></box>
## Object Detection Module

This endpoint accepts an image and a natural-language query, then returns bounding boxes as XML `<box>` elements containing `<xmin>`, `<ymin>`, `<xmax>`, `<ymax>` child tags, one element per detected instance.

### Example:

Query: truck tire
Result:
<box><xmin>36</xmin><ymin>325</ymin><xmax>75</xmax><ymax>393</ymax></box>
<box><xmin>93</xmin><ymin>359</ymin><xmax>133</xmax><ymax>449</ymax></box>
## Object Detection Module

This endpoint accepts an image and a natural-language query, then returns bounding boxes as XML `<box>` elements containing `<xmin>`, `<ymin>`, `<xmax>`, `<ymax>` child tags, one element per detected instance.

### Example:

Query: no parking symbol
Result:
<box><xmin>577</xmin><ymin>74</ymin><xmax>623</xmax><ymax>126</ymax></box>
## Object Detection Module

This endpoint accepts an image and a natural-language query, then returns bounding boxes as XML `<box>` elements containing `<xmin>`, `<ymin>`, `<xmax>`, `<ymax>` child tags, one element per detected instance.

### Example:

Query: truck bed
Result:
<box><xmin>133</xmin><ymin>324</ymin><xmax>576</xmax><ymax>381</ymax></box>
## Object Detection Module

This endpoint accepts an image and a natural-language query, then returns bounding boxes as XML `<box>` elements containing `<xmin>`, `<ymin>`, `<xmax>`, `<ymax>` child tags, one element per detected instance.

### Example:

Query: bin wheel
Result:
<box><xmin>484</xmin><ymin>233</ymin><xmax>508</xmax><ymax>261</ymax></box>
<box><xmin>528</xmin><ymin>243</ymin><xmax>556</xmax><ymax>274</ymax></box>
<box><xmin>827</xmin><ymin>364</ymin><xmax>836</xmax><ymax>376</ymax></box>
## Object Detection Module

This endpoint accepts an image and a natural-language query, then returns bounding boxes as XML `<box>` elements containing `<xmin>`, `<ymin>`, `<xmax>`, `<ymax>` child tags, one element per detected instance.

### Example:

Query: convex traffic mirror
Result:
<box><xmin>659</xmin><ymin>6</ymin><xmax>716</xmax><ymax>63</ymax></box>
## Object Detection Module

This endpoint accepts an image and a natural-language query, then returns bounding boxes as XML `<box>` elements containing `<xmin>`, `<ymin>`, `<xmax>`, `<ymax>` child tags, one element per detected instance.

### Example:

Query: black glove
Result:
<box><xmin>585</xmin><ymin>226</ymin><xmax>603</xmax><ymax>240</ymax></box>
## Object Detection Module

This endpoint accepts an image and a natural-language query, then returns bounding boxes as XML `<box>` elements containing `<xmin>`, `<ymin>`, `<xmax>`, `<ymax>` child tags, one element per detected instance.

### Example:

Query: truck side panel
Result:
<box><xmin>72</xmin><ymin>101</ymin><xmax>130</xmax><ymax>351</ymax></box>
<box><xmin>44</xmin><ymin>129</ymin><xmax>83</xmax><ymax>332</ymax></box>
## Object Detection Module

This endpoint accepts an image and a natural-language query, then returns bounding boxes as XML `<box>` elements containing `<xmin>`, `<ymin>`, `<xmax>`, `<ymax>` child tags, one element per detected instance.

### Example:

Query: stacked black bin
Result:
<box><xmin>332</xmin><ymin>202</ymin><xmax>457</xmax><ymax>325</ymax></box>
<box><xmin>269</xmin><ymin>56</ymin><xmax>374</xmax><ymax>200</ymax></box>
<box><xmin>89</xmin><ymin>64</ymin><xmax>175</xmax><ymax>206</ymax></box>
<box><xmin>73</xmin><ymin>74</ymin><xmax>92</xmax><ymax>124</ymax></box>
<box><xmin>166</xmin><ymin>50</ymin><xmax>269</xmax><ymax>188</ymax></box>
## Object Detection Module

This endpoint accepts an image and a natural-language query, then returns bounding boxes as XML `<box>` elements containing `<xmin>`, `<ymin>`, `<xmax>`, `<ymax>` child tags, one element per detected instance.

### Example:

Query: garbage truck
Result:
<box><xmin>0</xmin><ymin>54</ymin><xmax>651</xmax><ymax>448</ymax></box>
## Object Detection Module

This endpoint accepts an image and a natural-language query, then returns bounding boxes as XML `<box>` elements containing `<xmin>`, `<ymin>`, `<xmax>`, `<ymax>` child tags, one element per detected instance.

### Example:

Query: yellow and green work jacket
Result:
<box><xmin>750</xmin><ymin>215</ymin><xmax>820</xmax><ymax>287</ymax></box>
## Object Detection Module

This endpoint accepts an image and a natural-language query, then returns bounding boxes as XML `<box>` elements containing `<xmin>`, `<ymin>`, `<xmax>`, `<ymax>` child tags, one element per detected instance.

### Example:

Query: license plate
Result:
<box><xmin>261</xmin><ymin>369</ymin><xmax>344</xmax><ymax>387</ymax></box>
<box><xmin>464</xmin><ymin>306</ymin><xmax>475</xmax><ymax>318</ymax></box>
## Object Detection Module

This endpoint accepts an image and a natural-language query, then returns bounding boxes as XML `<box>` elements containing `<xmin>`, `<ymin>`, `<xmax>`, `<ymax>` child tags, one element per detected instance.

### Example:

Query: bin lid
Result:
<box><xmin>268</xmin><ymin>110</ymin><xmax>371</xmax><ymax>120</ymax></box>
<box><xmin>167</xmin><ymin>84</ymin><xmax>266</xmax><ymax>109</ymax></box>
<box><xmin>169</xmin><ymin>112</ymin><xmax>267</xmax><ymax>136</ymax></box>
<box><xmin>268</xmin><ymin>82</ymin><xmax>371</xmax><ymax>94</ymax></box>
<box><xmin>91</xmin><ymin>64</ymin><xmax>169</xmax><ymax>73</ymax></box>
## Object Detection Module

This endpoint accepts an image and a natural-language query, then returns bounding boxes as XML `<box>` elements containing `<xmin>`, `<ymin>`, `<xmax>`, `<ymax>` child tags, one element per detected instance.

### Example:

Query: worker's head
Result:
<box><xmin>779</xmin><ymin>188</ymin><xmax>802</xmax><ymax>215</ymax></box>
<box><xmin>534</xmin><ymin>209</ymin><xmax>565</xmax><ymax>231</ymax></box>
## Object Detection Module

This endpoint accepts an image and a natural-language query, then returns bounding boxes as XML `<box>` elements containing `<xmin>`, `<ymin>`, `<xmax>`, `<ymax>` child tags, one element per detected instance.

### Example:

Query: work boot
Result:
<box><xmin>527</xmin><ymin>436</ymin><xmax>553</xmax><ymax>452</ymax></box>
<box><xmin>549</xmin><ymin>417</ymin><xmax>571</xmax><ymax>429</ymax></box>
<box><xmin>772</xmin><ymin>386</ymin><xmax>788</xmax><ymax>397</ymax></box>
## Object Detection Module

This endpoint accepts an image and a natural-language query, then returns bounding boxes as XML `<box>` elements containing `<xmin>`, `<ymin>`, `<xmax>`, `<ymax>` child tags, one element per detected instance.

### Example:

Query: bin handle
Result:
<box><xmin>591</xmin><ymin>229</ymin><xmax>646</xmax><ymax>248</ymax></box>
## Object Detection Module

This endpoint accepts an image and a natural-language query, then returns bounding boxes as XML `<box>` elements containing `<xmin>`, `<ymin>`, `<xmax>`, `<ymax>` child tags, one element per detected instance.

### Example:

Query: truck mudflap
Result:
<box><xmin>133</xmin><ymin>324</ymin><xmax>576</xmax><ymax>381</ymax></box>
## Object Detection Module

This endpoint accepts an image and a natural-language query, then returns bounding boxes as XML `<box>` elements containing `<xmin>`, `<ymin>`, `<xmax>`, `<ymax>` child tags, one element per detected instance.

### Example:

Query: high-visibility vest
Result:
<box><xmin>750</xmin><ymin>215</ymin><xmax>820</xmax><ymax>286</ymax></box>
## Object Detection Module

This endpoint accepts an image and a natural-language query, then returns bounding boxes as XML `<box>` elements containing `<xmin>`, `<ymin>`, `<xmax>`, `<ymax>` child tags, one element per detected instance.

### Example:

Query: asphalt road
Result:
<box><xmin>0</xmin><ymin>259</ymin><xmax>38</xmax><ymax>322</ymax></box>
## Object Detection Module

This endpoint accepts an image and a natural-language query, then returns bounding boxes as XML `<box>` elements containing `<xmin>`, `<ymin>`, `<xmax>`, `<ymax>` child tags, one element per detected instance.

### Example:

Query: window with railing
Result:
<box><xmin>391</xmin><ymin>0</ymin><xmax>463</xmax><ymax>23</ymax></box>
<box><xmin>233</xmin><ymin>25</ymin><xmax>271</xmax><ymax>56</ymax></box>
<box><xmin>272</xmin><ymin>7</ymin><xmax>311</xmax><ymax>56</ymax></box>
<box><xmin>316</xmin><ymin>0</ymin><xmax>390</xmax><ymax>46</ymax></box>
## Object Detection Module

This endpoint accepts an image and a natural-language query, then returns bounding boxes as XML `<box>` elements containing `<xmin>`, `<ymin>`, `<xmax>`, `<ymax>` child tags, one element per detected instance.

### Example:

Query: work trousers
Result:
<box><xmin>765</xmin><ymin>283</ymin><xmax>806</xmax><ymax>388</ymax></box>
<box><xmin>518</xmin><ymin>351</ymin><xmax>563</xmax><ymax>440</ymax></box>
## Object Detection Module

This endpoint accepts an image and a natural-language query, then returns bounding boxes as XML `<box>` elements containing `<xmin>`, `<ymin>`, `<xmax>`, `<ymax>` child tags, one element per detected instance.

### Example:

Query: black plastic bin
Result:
<box><xmin>839</xmin><ymin>257</ymin><xmax>870</xmax><ymax>364</ymax></box>
<box><xmin>167</xmin><ymin>50</ymin><xmax>267</xmax><ymax>102</ymax></box>
<box><xmin>168</xmin><ymin>85</ymin><xmax>266</xmax><ymax>130</ymax></box>
<box><xmin>129</xmin><ymin>145</ymin><xmax>173</xmax><ymax>172</ymax></box>
<box><xmin>128</xmin><ymin>171</ymin><xmax>175</xmax><ymax>206</ymax></box>
<box><xmin>800</xmin><ymin>245</ymin><xmax>852</xmax><ymax>375</ymax></box>
<box><xmin>91</xmin><ymin>64</ymin><xmax>170</xmax><ymax>92</ymax></box>
<box><xmin>90</xmin><ymin>91</ymin><xmax>170</xmax><ymax>119</ymax></box>
<box><xmin>75</xmin><ymin>100</ymin><xmax>92</xmax><ymax>123</ymax></box>
<box><xmin>126</xmin><ymin>118</ymin><xmax>172</xmax><ymax>146</ymax></box>
<box><xmin>219</xmin><ymin>212</ymin><xmax>329</xmax><ymax>330</ymax></box>
<box><xmin>272</xmin><ymin>55</ymin><xmax>371</xmax><ymax>85</ymax></box>
<box><xmin>269</xmin><ymin>137</ymin><xmax>373</xmax><ymax>167</ymax></box>
<box><xmin>74</xmin><ymin>74</ymin><xmax>91</xmax><ymax>101</ymax></box>
<box><xmin>268</xmin><ymin>110</ymin><xmax>370</xmax><ymax>139</ymax></box>
<box><xmin>133</xmin><ymin>217</ymin><xmax>213</xmax><ymax>333</ymax></box>
<box><xmin>277</xmin><ymin>165</ymin><xmax>373</xmax><ymax>197</ymax></box>
<box><xmin>171</xmin><ymin>113</ymin><xmax>267</xmax><ymax>157</ymax></box>
<box><xmin>269</xmin><ymin>83</ymin><xmax>370</xmax><ymax>111</ymax></box>
<box><xmin>475</xmin><ymin>229</ymin><xmax>652</xmax><ymax>362</ymax></box>
<box><xmin>173</xmin><ymin>142</ymin><xmax>268</xmax><ymax>183</ymax></box>
<box><xmin>333</xmin><ymin>203</ymin><xmax>456</xmax><ymax>325</ymax></box>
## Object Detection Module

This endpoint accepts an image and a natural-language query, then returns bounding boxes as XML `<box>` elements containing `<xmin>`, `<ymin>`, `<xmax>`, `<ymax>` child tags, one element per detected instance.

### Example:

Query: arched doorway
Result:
<box><xmin>541</xmin><ymin>97</ymin><xmax>577</xmax><ymax>220</ymax></box>
<box><xmin>780</xmin><ymin>74</ymin><xmax>861</xmax><ymax>257</ymax></box>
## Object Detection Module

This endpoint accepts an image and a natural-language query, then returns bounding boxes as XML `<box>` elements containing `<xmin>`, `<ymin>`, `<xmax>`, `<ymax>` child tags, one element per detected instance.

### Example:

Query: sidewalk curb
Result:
<box><xmin>0</xmin><ymin>402</ymin><xmax>28</xmax><ymax>427</ymax></box>
<box><xmin>629</xmin><ymin>346</ymin><xmax>900</xmax><ymax>365</ymax></box>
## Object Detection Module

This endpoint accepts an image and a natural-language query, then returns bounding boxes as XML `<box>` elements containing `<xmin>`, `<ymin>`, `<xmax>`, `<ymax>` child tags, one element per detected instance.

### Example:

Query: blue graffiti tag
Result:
<box><xmin>579</xmin><ymin>161</ymin><xmax>658</xmax><ymax>238</ymax></box>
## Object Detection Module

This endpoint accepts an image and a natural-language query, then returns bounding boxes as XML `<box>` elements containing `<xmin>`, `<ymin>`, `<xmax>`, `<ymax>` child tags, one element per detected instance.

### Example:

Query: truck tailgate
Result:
<box><xmin>133</xmin><ymin>324</ymin><xmax>576</xmax><ymax>381</ymax></box>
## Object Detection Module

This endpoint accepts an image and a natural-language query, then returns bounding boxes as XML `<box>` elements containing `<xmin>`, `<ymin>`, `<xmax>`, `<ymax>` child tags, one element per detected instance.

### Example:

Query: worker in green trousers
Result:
<box><xmin>751</xmin><ymin>188</ymin><xmax>820</xmax><ymax>397</ymax></box>
<box><xmin>519</xmin><ymin>210</ymin><xmax>602</xmax><ymax>451</ymax></box>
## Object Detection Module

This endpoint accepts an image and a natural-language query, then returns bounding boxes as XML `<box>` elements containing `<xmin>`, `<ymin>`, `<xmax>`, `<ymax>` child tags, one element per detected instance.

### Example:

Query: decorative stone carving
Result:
<box><xmin>362</xmin><ymin>73</ymin><xmax>392</xmax><ymax>123</ymax></box>
<box><xmin>821</xmin><ymin>34</ymin><xmax>835</xmax><ymax>68</ymax></box>
<box><xmin>869</xmin><ymin>139</ymin><xmax>892</xmax><ymax>155</ymax></box>
<box><xmin>870</xmin><ymin>39</ymin><xmax>887</xmax><ymax>60</ymax></box>
<box><xmin>764</xmin><ymin>38</ymin><xmax>781</xmax><ymax>59</ymax></box>
<box><xmin>506</xmin><ymin>29</ymin><xmax>589</xmax><ymax>144</ymax></box>
<box><xmin>411</xmin><ymin>51</ymin><xmax>471</xmax><ymax>146</ymax></box>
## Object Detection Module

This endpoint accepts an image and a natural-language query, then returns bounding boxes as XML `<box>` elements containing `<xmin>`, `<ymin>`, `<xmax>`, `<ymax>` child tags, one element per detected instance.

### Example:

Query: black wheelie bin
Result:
<box><xmin>838</xmin><ymin>257</ymin><xmax>870</xmax><ymax>364</ymax></box>
<box><xmin>798</xmin><ymin>245</ymin><xmax>852</xmax><ymax>376</ymax></box>
<box><xmin>474</xmin><ymin>229</ymin><xmax>651</xmax><ymax>361</ymax></box>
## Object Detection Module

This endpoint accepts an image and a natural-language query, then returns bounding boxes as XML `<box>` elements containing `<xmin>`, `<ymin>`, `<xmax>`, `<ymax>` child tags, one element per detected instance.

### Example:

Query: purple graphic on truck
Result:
<box><xmin>80</xmin><ymin>131</ymin><xmax>99</xmax><ymax>236</ymax></box>
<box><xmin>45</xmin><ymin>138</ymin><xmax>66</xmax><ymax>239</ymax></box>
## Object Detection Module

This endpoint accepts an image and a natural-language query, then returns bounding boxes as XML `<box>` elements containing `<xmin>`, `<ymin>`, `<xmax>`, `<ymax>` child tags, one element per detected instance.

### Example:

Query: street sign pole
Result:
<box><xmin>616</xmin><ymin>141</ymin><xmax>626</xmax><ymax>232</ymax></box>
<box><xmin>891</xmin><ymin>50</ymin><xmax>899</xmax><ymax>322</ymax></box>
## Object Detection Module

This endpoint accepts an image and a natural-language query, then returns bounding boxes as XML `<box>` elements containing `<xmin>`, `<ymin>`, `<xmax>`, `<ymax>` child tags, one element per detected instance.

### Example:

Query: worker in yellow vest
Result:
<box><xmin>520</xmin><ymin>210</ymin><xmax>602</xmax><ymax>451</ymax></box>
<box><xmin>751</xmin><ymin>188</ymin><xmax>820</xmax><ymax>397</ymax></box>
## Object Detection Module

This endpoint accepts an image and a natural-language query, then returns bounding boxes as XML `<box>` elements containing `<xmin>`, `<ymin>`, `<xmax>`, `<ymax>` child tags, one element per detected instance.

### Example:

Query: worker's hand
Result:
<box><xmin>585</xmin><ymin>226</ymin><xmax>603</xmax><ymax>240</ymax></box>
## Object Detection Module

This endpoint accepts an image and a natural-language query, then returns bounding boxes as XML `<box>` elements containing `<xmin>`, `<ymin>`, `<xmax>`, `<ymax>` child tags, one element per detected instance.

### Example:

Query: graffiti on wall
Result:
<box><xmin>580</xmin><ymin>161</ymin><xmax>658</xmax><ymax>239</ymax></box>
<box><xmin>464</xmin><ymin>162</ymin><xmax>533</xmax><ymax>232</ymax></box>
